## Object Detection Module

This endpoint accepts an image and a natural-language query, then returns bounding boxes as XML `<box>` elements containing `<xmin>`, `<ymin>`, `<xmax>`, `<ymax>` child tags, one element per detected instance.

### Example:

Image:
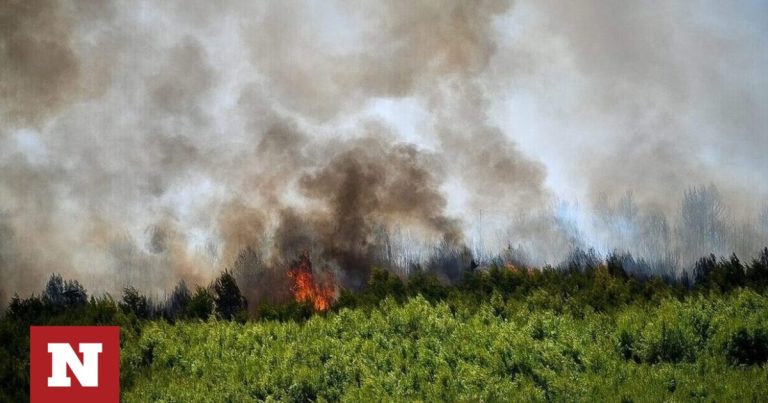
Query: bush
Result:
<box><xmin>645</xmin><ymin>323</ymin><xmax>695</xmax><ymax>363</ymax></box>
<box><xmin>724</xmin><ymin>328</ymin><xmax>768</xmax><ymax>366</ymax></box>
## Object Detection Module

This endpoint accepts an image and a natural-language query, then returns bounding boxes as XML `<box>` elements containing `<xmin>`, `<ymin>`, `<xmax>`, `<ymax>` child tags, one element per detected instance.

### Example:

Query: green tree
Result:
<box><xmin>165</xmin><ymin>280</ymin><xmax>191</xmax><ymax>320</ymax></box>
<box><xmin>187</xmin><ymin>286</ymin><xmax>214</xmax><ymax>320</ymax></box>
<box><xmin>42</xmin><ymin>274</ymin><xmax>88</xmax><ymax>311</ymax></box>
<box><xmin>120</xmin><ymin>286</ymin><xmax>152</xmax><ymax>319</ymax></box>
<box><xmin>746</xmin><ymin>247</ymin><xmax>768</xmax><ymax>290</ymax></box>
<box><xmin>212</xmin><ymin>270</ymin><xmax>247</xmax><ymax>320</ymax></box>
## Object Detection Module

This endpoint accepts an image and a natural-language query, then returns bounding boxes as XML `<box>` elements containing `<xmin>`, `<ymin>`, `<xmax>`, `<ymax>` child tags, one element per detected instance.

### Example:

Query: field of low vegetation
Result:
<box><xmin>2</xmin><ymin>249</ymin><xmax>768</xmax><ymax>401</ymax></box>
<box><xmin>121</xmin><ymin>291</ymin><xmax>768</xmax><ymax>402</ymax></box>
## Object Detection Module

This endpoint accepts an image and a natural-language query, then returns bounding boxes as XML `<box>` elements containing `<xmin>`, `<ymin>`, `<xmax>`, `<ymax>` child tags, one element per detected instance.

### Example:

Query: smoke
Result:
<box><xmin>0</xmin><ymin>0</ymin><xmax>80</xmax><ymax>125</ymax></box>
<box><xmin>506</xmin><ymin>0</ymin><xmax>768</xmax><ymax>209</ymax></box>
<box><xmin>1</xmin><ymin>0</ymin><xmax>767</xmax><ymax>302</ymax></box>
<box><xmin>296</xmin><ymin>138</ymin><xmax>462</xmax><ymax>287</ymax></box>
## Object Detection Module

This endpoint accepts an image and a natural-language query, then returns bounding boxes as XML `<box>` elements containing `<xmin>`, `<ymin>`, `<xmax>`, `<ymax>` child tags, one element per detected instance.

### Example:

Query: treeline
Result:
<box><xmin>337</xmin><ymin>247</ymin><xmax>768</xmax><ymax>315</ymax></box>
<box><xmin>5</xmin><ymin>270</ymin><xmax>248</xmax><ymax>326</ymax></box>
<box><xmin>4</xmin><ymin>247</ymin><xmax>767</xmax><ymax>325</ymax></box>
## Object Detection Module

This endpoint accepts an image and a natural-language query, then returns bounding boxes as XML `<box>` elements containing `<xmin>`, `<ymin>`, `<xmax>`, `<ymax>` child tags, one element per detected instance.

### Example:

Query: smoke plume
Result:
<box><xmin>1</xmin><ymin>0</ymin><xmax>767</xmax><ymax>302</ymax></box>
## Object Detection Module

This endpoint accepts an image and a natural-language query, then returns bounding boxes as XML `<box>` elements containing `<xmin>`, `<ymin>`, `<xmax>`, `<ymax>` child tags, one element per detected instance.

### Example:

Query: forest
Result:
<box><xmin>1</xmin><ymin>247</ymin><xmax>767</xmax><ymax>401</ymax></box>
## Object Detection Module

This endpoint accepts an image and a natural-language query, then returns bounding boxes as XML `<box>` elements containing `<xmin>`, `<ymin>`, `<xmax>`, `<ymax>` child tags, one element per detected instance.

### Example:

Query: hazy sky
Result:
<box><xmin>1</xmin><ymin>0</ymin><xmax>767</xmax><ymax>297</ymax></box>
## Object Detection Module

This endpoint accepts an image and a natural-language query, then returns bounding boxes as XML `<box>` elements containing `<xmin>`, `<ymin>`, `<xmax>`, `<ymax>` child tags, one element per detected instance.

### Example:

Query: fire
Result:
<box><xmin>287</xmin><ymin>253</ymin><xmax>336</xmax><ymax>311</ymax></box>
<box><xmin>505</xmin><ymin>262</ymin><xmax>535</xmax><ymax>276</ymax></box>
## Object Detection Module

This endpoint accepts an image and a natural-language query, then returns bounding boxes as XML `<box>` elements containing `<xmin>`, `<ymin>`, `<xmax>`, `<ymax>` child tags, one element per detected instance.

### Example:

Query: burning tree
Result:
<box><xmin>287</xmin><ymin>253</ymin><xmax>336</xmax><ymax>311</ymax></box>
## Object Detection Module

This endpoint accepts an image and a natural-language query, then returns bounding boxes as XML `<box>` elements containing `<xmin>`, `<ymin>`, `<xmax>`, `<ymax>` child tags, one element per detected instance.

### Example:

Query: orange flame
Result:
<box><xmin>505</xmin><ymin>262</ymin><xmax>535</xmax><ymax>276</ymax></box>
<box><xmin>287</xmin><ymin>254</ymin><xmax>336</xmax><ymax>311</ymax></box>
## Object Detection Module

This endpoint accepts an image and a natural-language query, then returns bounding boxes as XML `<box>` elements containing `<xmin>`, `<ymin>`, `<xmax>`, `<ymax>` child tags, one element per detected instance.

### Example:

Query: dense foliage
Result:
<box><xmin>1</xmin><ymin>248</ymin><xmax>767</xmax><ymax>401</ymax></box>
<box><xmin>121</xmin><ymin>292</ymin><xmax>768</xmax><ymax>402</ymax></box>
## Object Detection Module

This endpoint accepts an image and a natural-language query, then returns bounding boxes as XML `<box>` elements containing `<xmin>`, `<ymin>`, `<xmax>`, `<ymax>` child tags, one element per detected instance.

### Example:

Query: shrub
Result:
<box><xmin>724</xmin><ymin>328</ymin><xmax>768</xmax><ymax>366</ymax></box>
<box><xmin>646</xmin><ymin>323</ymin><xmax>694</xmax><ymax>363</ymax></box>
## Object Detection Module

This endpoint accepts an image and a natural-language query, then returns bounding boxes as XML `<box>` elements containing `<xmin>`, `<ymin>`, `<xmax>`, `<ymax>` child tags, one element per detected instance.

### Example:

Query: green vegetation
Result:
<box><xmin>1</xmin><ymin>249</ymin><xmax>767</xmax><ymax>401</ymax></box>
<box><xmin>120</xmin><ymin>291</ymin><xmax>768</xmax><ymax>402</ymax></box>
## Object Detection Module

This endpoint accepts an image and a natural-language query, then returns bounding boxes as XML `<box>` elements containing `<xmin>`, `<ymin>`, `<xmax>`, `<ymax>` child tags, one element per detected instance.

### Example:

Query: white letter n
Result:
<box><xmin>47</xmin><ymin>343</ymin><xmax>102</xmax><ymax>387</ymax></box>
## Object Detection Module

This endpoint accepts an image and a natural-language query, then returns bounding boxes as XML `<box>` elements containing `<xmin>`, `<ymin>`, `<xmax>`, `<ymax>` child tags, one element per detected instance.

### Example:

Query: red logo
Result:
<box><xmin>30</xmin><ymin>326</ymin><xmax>120</xmax><ymax>403</ymax></box>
